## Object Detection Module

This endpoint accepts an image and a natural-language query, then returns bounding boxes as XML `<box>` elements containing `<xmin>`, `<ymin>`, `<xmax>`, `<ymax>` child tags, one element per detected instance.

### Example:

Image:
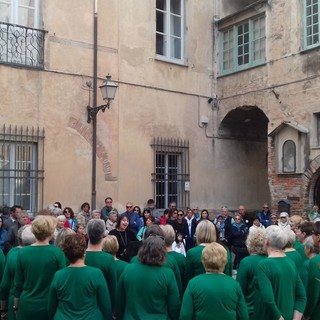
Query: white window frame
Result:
<box><xmin>0</xmin><ymin>0</ymin><xmax>40</xmax><ymax>28</ymax></box>
<box><xmin>303</xmin><ymin>0</ymin><xmax>320</xmax><ymax>49</ymax></box>
<box><xmin>156</xmin><ymin>0</ymin><xmax>185</xmax><ymax>64</ymax></box>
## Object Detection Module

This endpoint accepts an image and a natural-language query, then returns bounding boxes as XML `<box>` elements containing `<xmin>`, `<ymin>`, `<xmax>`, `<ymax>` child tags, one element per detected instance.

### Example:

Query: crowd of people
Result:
<box><xmin>0</xmin><ymin>199</ymin><xmax>319</xmax><ymax>319</ymax></box>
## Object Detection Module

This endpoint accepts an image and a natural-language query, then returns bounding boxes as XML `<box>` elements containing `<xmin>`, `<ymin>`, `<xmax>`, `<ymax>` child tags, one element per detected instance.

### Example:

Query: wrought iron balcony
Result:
<box><xmin>0</xmin><ymin>22</ymin><xmax>45</xmax><ymax>69</ymax></box>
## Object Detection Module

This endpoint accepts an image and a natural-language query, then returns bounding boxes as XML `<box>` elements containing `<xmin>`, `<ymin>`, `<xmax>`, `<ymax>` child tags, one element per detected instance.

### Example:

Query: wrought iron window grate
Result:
<box><xmin>151</xmin><ymin>137</ymin><xmax>190</xmax><ymax>209</ymax></box>
<box><xmin>0</xmin><ymin>22</ymin><xmax>45</xmax><ymax>68</ymax></box>
<box><xmin>0</xmin><ymin>125</ymin><xmax>45</xmax><ymax>216</ymax></box>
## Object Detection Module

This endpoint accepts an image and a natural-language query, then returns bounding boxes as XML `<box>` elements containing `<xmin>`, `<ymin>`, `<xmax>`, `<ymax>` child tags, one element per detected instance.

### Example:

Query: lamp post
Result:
<box><xmin>87</xmin><ymin>75</ymin><xmax>118</xmax><ymax>210</ymax></box>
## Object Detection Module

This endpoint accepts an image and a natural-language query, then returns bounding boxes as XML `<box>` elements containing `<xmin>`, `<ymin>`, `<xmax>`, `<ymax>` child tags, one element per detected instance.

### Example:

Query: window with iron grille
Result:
<box><xmin>0</xmin><ymin>125</ymin><xmax>44</xmax><ymax>216</ymax></box>
<box><xmin>151</xmin><ymin>137</ymin><xmax>189</xmax><ymax>209</ymax></box>
<box><xmin>304</xmin><ymin>0</ymin><xmax>320</xmax><ymax>49</ymax></box>
<box><xmin>0</xmin><ymin>0</ymin><xmax>44</xmax><ymax>68</ymax></box>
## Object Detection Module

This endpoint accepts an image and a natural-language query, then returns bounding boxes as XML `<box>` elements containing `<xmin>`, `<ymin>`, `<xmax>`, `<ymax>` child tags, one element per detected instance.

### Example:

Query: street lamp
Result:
<box><xmin>87</xmin><ymin>74</ymin><xmax>118</xmax><ymax>210</ymax></box>
<box><xmin>87</xmin><ymin>75</ymin><xmax>118</xmax><ymax>123</ymax></box>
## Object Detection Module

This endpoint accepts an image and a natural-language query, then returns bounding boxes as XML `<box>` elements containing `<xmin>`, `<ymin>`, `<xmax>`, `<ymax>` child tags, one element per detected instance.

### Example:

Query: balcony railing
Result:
<box><xmin>0</xmin><ymin>22</ymin><xmax>45</xmax><ymax>69</ymax></box>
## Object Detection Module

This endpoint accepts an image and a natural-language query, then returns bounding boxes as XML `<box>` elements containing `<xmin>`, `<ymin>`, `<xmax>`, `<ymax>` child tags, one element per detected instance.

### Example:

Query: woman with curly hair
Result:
<box><xmin>236</xmin><ymin>228</ymin><xmax>267</xmax><ymax>318</ymax></box>
<box><xmin>115</xmin><ymin>234</ymin><xmax>180</xmax><ymax>319</ymax></box>
<box><xmin>48</xmin><ymin>234</ymin><xmax>111</xmax><ymax>320</ymax></box>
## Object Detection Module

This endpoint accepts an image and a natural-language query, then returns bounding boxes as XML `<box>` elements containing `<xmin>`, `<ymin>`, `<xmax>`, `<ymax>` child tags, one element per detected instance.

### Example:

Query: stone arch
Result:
<box><xmin>215</xmin><ymin>105</ymin><xmax>270</xmax><ymax>210</ymax></box>
<box><xmin>219</xmin><ymin>105</ymin><xmax>269</xmax><ymax>140</ymax></box>
<box><xmin>303</xmin><ymin>154</ymin><xmax>320</xmax><ymax>208</ymax></box>
<box><xmin>68</xmin><ymin>116</ymin><xmax>116</xmax><ymax>181</ymax></box>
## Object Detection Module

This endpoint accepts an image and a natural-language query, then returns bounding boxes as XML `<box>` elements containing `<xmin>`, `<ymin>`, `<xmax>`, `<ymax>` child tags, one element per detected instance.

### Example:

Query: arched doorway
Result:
<box><xmin>216</xmin><ymin>106</ymin><xmax>269</xmax><ymax>210</ymax></box>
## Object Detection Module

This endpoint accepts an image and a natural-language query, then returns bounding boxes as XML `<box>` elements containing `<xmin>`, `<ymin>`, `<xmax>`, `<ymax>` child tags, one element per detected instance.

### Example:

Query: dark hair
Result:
<box><xmin>313</xmin><ymin>221</ymin><xmax>320</xmax><ymax>235</ymax></box>
<box><xmin>54</xmin><ymin>202</ymin><xmax>62</xmax><ymax>209</ymax></box>
<box><xmin>116</xmin><ymin>215</ymin><xmax>129</xmax><ymax>229</ymax></box>
<box><xmin>1</xmin><ymin>206</ymin><xmax>10</xmax><ymax>217</ymax></box>
<box><xmin>81</xmin><ymin>202</ymin><xmax>90</xmax><ymax>211</ymax></box>
<box><xmin>134</xmin><ymin>206</ymin><xmax>142</xmax><ymax>216</ymax></box>
<box><xmin>143</xmin><ymin>225</ymin><xmax>164</xmax><ymax>240</ymax></box>
<box><xmin>162</xmin><ymin>209</ymin><xmax>170</xmax><ymax>217</ymax></box>
<box><xmin>105</xmin><ymin>197</ymin><xmax>113</xmax><ymax>202</ymax></box>
<box><xmin>63</xmin><ymin>207</ymin><xmax>75</xmax><ymax>219</ymax></box>
<box><xmin>86</xmin><ymin>219</ymin><xmax>105</xmax><ymax>244</ymax></box>
<box><xmin>0</xmin><ymin>216</ymin><xmax>3</xmax><ymax>230</ymax></box>
<box><xmin>62</xmin><ymin>234</ymin><xmax>86</xmax><ymax>263</ymax></box>
<box><xmin>11</xmin><ymin>205</ymin><xmax>23</xmax><ymax>213</ymax></box>
<box><xmin>138</xmin><ymin>235</ymin><xmax>166</xmax><ymax>266</ymax></box>
<box><xmin>298</xmin><ymin>221</ymin><xmax>314</xmax><ymax>236</ymax></box>
<box><xmin>253</xmin><ymin>215</ymin><xmax>261</xmax><ymax>222</ymax></box>
<box><xmin>147</xmin><ymin>199</ymin><xmax>155</xmax><ymax>205</ymax></box>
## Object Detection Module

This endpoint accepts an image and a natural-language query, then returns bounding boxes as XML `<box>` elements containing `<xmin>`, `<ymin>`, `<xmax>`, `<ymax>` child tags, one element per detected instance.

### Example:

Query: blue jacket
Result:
<box><xmin>230</xmin><ymin>220</ymin><xmax>247</xmax><ymax>247</ymax></box>
<box><xmin>121</xmin><ymin>211</ymin><xmax>141</xmax><ymax>235</ymax></box>
<box><xmin>257</xmin><ymin>211</ymin><xmax>271</xmax><ymax>228</ymax></box>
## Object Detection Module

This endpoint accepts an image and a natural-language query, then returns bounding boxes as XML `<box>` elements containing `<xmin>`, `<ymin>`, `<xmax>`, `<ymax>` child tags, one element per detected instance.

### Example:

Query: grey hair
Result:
<box><xmin>160</xmin><ymin>224</ymin><xmax>176</xmax><ymax>247</ymax></box>
<box><xmin>86</xmin><ymin>219</ymin><xmax>105</xmax><ymax>244</ymax></box>
<box><xmin>265</xmin><ymin>225</ymin><xmax>288</xmax><ymax>250</ymax></box>
<box><xmin>284</xmin><ymin>230</ymin><xmax>296</xmax><ymax>248</ymax></box>
<box><xmin>21</xmin><ymin>225</ymin><xmax>36</xmax><ymax>246</ymax></box>
<box><xmin>48</xmin><ymin>205</ymin><xmax>63</xmax><ymax>217</ymax></box>
<box><xmin>303</xmin><ymin>235</ymin><xmax>319</xmax><ymax>254</ymax></box>
<box><xmin>56</xmin><ymin>215</ymin><xmax>66</xmax><ymax>222</ymax></box>
<box><xmin>91</xmin><ymin>209</ymin><xmax>101</xmax><ymax>217</ymax></box>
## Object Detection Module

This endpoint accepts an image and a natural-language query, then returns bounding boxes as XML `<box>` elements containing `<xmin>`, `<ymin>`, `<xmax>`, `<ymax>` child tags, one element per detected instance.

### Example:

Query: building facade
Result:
<box><xmin>0</xmin><ymin>0</ymin><xmax>319</xmax><ymax>216</ymax></box>
<box><xmin>214</xmin><ymin>0</ymin><xmax>320</xmax><ymax>214</ymax></box>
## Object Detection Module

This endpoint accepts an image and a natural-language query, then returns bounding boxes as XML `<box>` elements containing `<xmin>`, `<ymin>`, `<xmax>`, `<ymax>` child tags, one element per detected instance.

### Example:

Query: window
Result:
<box><xmin>0</xmin><ymin>125</ymin><xmax>44</xmax><ymax>217</ymax></box>
<box><xmin>0</xmin><ymin>0</ymin><xmax>44</xmax><ymax>68</ymax></box>
<box><xmin>304</xmin><ymin>0</ymin><xmax>319</xmax><ymax>49</ymax></box>
<box><xmin>282</xmin><ymin>140</ymin><xmax>296</xmax><ymax>173</ymax></box>
<box><xmin>220</xmin><ymin>15</ymin><xmax>266</xmax><ymax>74</ymax></box>
<box><xmin>156</xmin><ymin>0</ymin><xmax>184</xmax><ymax>63</ymax></box>
<box><xmin>151</xmin><ymin>137</ymin><xmax>189</xmax><ymax>209</ymax></box>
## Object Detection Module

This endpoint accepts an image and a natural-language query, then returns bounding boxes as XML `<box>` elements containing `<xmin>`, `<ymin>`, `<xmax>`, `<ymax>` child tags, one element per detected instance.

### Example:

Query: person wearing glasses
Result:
<box><xmin>257</xmin><ymin>203</ymin><xmax>272</xmax><ymax>228</ymax></box>
<box><xmin>121</xmin><ymin>202</ymin><xmax>141</xmax><ymax>236</ymax></box>
<box><xmin>62</xmin><ymin>207</ymin><xmax>78</xmax><ymax>231</ymax></box>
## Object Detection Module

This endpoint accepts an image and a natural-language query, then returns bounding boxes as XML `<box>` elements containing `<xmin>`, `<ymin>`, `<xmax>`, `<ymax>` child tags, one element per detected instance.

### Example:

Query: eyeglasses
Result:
<box><xmin>64</xmin><ymin>210</ymin><xmax>70</xmax><ymax>213</ymax></box>
<box><xmin>177</xmin><ymin>213</ymin><xmax>183</xmax><ymax>216</ymax></box>
<box><xmin>106</xmin><ymin>201</ymin><xmax>112</xmax><ymax>203</ymax></box>
<box><xmin>263</xmin><ymin>207</ymin><xmax>269</xmax><ymax>209</ymax></box>
<box><xmin>126</xmin><ymin>206</ymin><xmax>132</xmax><ymax>209</ymax></box>
<box><xmin>280</xmin><ymin>217</ymin><xmax>286</xmax><ymax>219</ymax></box>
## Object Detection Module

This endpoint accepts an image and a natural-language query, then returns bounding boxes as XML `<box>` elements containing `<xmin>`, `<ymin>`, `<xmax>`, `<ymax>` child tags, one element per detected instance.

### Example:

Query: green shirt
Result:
<box><xmin>116</xmin><ymin>263</ymin><xmax>180</xmax><ymax>320</ymax></box>
<box><xmin>236</xmin><ymin>254</ymin><xmax>267</xmax><ymax>315</ymax></box>
<box><xmin>0</xmin><ymin>247</ymin><xmax>20</xmax><ymax>320</ymax></box>
<box><xmin>114</xmin><ymin>259</ymin><xmax>128</xmax><ymax>280</ymax></box>
<box><xmin>285</xmin><ymin>250</ymin><xmax>304</xmax><ymax>279</ymax></box>
<box><xmin>180</xmin><ymin>273</ymin><xmax>249</xmax><ymax>320</ymax></box>
<box><xmin>168</xmin><ymin>251</ymin><xmax>186</xmax><ymax>289</ymax></box>
<box><xmin>84</xmin><ymin>251</ymin><xmax>117</xmax><ymax>306</ymax></box>
<box><xmin>47</xmin><ymin>266</ymin><xmax>111</xmax><ymax>320</ymax></box>
<box><xmin>0</xmin><ymin>249</ymin><xmax>5</xmax><ymax>283</ymax></box>
<box><xmin>294</xmin><ymin>238</ymin><xmax>308</xmax><ymax>261</ymax></box>
<box><xmin>13</xmin><ymin>245</ymin><xmax>66</xmax><ymax>320</ymax></box>
<box><xmin>305</xmin><ymin>254</ymin><xmax>320</xmax><ymax>320</ymax></box>
<box><xmin>253</xmin><ymin>256</ymin><xmax>306</xmax><ymax>320</ymax></box>
<box><xmin>131</xmin><ymin>254</ymin><xmax>183</xmax><ymax>297</ymax></box>
<box><xmin>185</xmin><ymin>244</ymin><xmax>232</xmax><ymax>286</ymax></box>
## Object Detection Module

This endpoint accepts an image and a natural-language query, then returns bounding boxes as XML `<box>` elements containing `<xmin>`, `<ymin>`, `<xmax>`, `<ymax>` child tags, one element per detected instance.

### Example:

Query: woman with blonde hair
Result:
<box><xmin>101</xmin><ymin>235</ymin><xmax>128</xmax><ymax>280</ymax></box>
<box><xmin>180</xmin><ymin>242</ymin><xmax>248</xmax><ymax>320</ymax></box>
<box><xmin>13</xmin><ymin>215</ymin><xmax>66</xmax><ymax>320</ymax></box>
<box><xmin>184</xmin><ymin>220</ymin><xmax>232</xmax><ymax>286</ymax></box>
<box><xmin>237</xmin><ymin>228</ymin><xmax>267</xmax><ymax>318</ymax></box>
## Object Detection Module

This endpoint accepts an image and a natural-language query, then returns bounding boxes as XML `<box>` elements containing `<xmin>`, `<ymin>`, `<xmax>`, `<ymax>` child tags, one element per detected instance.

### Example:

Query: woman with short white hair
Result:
<box><xmin>237</xmin><ymin>228</ymin><xmax>267</xmax><ymax>318</ymax></box>
<box><xmin>253</xmin><ymin>225</ymin><xmax>306</xmax><ymax>320</ymax></box>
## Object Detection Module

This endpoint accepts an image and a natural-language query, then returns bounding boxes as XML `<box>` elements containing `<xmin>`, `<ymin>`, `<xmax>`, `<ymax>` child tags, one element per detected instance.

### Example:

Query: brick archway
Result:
<box><xmin>68</xmin><ymin>116</ymin><xmax>116</xmax><ymax>181</ymax></box>
<box><xmin>303</xmin><ymin>154</ymin><xmax>320</xmax><ymax>208</ymax></box>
